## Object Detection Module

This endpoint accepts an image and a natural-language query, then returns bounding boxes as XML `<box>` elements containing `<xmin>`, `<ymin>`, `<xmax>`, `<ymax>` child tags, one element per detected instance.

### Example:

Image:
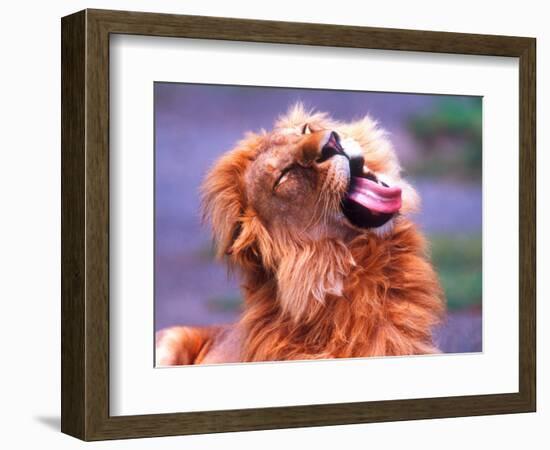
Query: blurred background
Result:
<box><xmin>155</xmin><ymin>83</ymin><xmax>482</xmax><ymax>354</ymax></box>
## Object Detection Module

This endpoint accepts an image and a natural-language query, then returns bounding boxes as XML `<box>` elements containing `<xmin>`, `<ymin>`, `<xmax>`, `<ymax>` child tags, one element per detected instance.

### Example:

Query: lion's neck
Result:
<box><xmin>238</xmin><ymin>219</ymin><xmax>444</xmax><ymax>361</ymax></box>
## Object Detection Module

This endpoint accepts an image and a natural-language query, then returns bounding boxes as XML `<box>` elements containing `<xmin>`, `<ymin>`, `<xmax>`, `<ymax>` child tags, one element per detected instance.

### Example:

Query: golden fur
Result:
<box><xmin>156</xmin><ymin>104</ymin><xmax>445</xmax><ymax>365</ymax></box>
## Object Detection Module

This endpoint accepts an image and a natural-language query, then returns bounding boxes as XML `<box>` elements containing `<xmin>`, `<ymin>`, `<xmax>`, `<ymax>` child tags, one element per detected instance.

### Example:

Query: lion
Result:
<box><xmin>155</xmin><ymin>104</ymin><xmax>445</xmax><ymax>366</ymax></box>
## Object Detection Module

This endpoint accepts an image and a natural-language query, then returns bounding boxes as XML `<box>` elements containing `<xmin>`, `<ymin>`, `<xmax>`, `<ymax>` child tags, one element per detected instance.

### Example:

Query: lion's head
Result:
<box><xmin>202</xmin><ymin>104</ymin><xmax>420</xmax><ymax>319</ymax></box>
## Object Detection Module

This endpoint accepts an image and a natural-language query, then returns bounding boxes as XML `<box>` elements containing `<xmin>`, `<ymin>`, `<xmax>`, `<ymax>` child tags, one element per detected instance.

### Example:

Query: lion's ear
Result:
<box><xmin>227</xmin><ymin>212</ymin><xmax>274</xmax><ymax>268</ymax></box>
<box><xmin>200</xmin><ymin>137</ymin><xmax>259</xmax><ymax>259</ymax></box>
<box><xmin>224</xmin><ymin>222</ymin><xmax>243</xmax><ymax>255</ymax></box>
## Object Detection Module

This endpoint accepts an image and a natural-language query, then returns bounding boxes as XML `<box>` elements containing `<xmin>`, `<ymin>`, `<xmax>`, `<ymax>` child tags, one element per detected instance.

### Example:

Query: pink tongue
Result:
<box><xmin>347</xmin><ymin>176</ymin><xmax>402</xmax><ymax>214</ymax></box>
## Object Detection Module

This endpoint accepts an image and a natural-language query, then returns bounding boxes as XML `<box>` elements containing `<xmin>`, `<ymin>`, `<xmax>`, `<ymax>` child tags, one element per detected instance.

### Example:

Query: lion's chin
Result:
<box><xmin>322</xmin><ymin>147</ymin><xmax>402</xmax><ymax>230</ymax></box>
<box><xmin>341</xmin><ymin>197</ymin><xmax>397</xmax><ymax>229</ymax></box>
<box><xmin>340</xmin><ymin>169</ymin><xmax>402</xmax><ymax>230</ymax></box>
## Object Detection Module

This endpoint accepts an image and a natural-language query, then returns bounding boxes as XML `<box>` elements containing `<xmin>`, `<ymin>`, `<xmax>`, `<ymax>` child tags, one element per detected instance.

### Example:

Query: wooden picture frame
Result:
<box><xmin>61</xmin><ymin>8</ymin><xmax>536</xmax><ymax>441</ymax></box>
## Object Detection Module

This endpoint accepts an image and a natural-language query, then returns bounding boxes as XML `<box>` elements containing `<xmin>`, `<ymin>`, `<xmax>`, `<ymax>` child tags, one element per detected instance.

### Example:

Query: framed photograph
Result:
<box><xmin>61</xmin><ymin>9</ymin><xmax>536</xmax><ymax>440</ymax></box>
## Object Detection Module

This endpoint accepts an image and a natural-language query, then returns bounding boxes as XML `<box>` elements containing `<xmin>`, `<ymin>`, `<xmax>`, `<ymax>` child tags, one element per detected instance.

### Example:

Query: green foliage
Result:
<box><xmin>206</xmin><ymin>294</ymin><xmax>243</xmax><ymax>313</ymax></box>
<box><xmin>428</xmin><ymin>234</ymin><xmax>482</xmax><ymax>311</ymax></box>
<box><xmin>195</xmin><ymin>242</ymin><xmax>217</xmax><ymax>261</ymax></box>
<box><xmin>408</xmin><ymin>98</ymin><xmax>482</xmax><ymax>139</ymax></box>
<box><xmin>407</xmin><ymin>98</ymin><xmax>482</xmax><ymax>180</ymax></box>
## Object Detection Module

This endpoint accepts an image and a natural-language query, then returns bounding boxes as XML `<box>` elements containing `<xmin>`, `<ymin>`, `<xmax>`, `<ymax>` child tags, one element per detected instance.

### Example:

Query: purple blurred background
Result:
<box><xmin>155</xmin><ymin>82</ymin><xmax>482</xmax><ymax>354</ymax></box>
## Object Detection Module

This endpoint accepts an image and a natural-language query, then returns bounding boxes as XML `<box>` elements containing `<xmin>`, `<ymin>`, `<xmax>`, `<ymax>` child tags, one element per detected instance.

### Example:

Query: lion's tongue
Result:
<box><xmin>347</xmin><ymin>176</ymin><xmax>402</xmax><ymax>214</ymax></box>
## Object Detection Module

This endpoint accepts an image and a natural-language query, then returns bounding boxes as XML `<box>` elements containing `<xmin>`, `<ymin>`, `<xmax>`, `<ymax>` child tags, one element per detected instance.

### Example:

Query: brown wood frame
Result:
<box><xmin>61</xmin><ymin>8</ymin><xmax>536</xmax><ymax>441</ymax></box>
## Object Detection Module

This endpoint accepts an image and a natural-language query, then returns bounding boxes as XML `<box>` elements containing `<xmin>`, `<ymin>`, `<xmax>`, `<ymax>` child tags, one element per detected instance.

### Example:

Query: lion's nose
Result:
<box><xmin>318</xmin><ymin>131</ymin><xmax>347</xmax><ymax>162</ymax></box>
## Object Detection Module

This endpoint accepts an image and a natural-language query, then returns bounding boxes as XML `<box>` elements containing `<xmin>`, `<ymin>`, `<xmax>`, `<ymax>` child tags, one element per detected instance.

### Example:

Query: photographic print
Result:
<box><xmin>154</xmin><ymin>83</ymin><xmax>482</xmax><ymax>366</ymax></box>
<box><xmin>61</xmin><ymin>11</ymin><xmax>535</xmax><ymax>439</ymax></box>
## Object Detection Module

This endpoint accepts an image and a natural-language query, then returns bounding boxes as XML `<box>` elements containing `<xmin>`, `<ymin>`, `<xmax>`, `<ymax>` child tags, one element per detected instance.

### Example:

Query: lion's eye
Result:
<box><xmin>277</xmin><ymin>172</ymin><xmax>290</xmax><ymax>186</ymax></box>
<box><xmin>274</xmin><ymin>165</ymin><xmax>295</xmax><ymax>189</ymax></box>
